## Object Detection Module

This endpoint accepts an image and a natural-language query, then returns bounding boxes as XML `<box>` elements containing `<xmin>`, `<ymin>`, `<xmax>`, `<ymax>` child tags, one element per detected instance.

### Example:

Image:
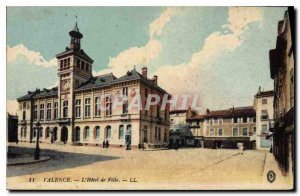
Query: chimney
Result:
<box><xmin>153</xmin><ymin>75</ymin><xmax>158</xmax><ymax>84</ymax></box>
<box><xmin>142</xmin><ymin>66</ymin><xmax>148</xmax><ymax>78</ymax></box>
<box><xmin>258</xmin><ymin>86</ymin><xmax>261</xmax><ymax>94</ymax></box>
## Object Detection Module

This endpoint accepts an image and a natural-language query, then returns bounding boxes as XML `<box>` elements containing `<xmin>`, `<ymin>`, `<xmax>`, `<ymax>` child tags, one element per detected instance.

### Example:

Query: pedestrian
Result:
<box><xmin>106</xmin><ymin>140</ymin><xmax>109</xmax><ymax>148</ymax></box>
<box><xmin>103</xmin><ymin>140</ymin><xmax>106</xmax><ymax>148</ymax></box>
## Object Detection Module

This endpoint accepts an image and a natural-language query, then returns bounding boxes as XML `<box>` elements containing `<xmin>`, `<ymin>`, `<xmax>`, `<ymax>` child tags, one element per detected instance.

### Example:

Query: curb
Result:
<box><xmin>7</xmin><ymin>156</ymin><xmax>51</xmax><ymax>166</ymax></box>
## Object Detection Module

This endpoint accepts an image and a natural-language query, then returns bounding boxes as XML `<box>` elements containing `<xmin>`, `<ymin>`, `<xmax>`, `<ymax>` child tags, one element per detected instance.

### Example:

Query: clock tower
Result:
<box><xmin>56</xmin><ymin>22</ymin><xmax>94</xmax><ymax>125</ymax></box>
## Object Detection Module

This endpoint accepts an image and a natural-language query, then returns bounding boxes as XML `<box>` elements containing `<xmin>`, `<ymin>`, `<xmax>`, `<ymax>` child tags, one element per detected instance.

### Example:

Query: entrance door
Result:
<box><xmin>61</xmin><ymin>126</ymin><xmax>68</xmax><ymax>144</ymax></box>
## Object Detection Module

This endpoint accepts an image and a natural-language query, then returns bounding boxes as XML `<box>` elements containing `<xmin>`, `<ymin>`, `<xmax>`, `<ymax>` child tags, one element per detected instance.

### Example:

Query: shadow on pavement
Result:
<box><xmin>7</xmin><ymin>146</ymin><xmax>121</xmax><ymax>177</ymax></box>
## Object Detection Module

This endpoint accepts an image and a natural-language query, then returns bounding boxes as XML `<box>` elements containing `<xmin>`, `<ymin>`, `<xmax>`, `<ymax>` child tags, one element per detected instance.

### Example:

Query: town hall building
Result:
<box><xmin>17</xmin><ymin>22</ymin><xmax>170</xmax><ymax>149</ymax></box>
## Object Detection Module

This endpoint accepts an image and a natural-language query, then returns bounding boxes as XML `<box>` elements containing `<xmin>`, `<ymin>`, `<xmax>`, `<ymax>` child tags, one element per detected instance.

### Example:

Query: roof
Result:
<box><xmin>187</xmin><ymin>106</ymin><xmax>256</xmax><ymax>120</ymax></box>
<box><xmin>17</xmin><ymin>69</ymin><xmax>169</xmax><ymax>101</ymax></box>
<box><xmin>56</xmin><ymin>48</ymin><xmax>93</xmax><ymax>63</ymax></box>
<box><xmin>255</xmin><ymin>90</ymin><xmax>274</xmax><ymax>98</ymax></box>
<box><xmin>75</xmin><ymin>73</ymin><xmax>117</xmax><ymax>91</ymax></box>
<box><xmin>17</xmin><ymin>87</ymin><xmax>58</xmax><ymax>101</ymax></box>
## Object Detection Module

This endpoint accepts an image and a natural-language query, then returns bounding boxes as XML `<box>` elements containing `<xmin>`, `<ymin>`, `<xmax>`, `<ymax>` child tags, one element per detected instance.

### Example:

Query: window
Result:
<box><xmin>76</xmin><ymin>58</ymin><xmax>80</xmax><ymax>68</ymax></box>
<box><xmin>23</xmin><ymin>102</ymin><xmax>26</xmax><ymax>110</ymax></box>
<box><xmin>67</xmin><ymin>58</ymin><xmax>70</xmax><ymax>66</ymax></box>
<box><xmin>84</xmin><ymin>98</ymin><xmax>91</xmax><ymax>117</ymax></box>
<box><xmin>254</xmin><ymin>127</ymin><xmax>256</xmax><ymax>133</ymax></box>
<box><xmin>46</xmin><ymin>103</ymin><xmax>51</xmax><ymax>120</ymax></box>
<box><xmin>233</xmin><ymin>117</ymin><xmax>238</xmax><ymax>123</ymax></box>
<box><xmin>262</xmin><ymin>99</ymin><xmax>267</xmax><ymax>104</ymax></box>
<box><xmin>232</xmin><ymin>128</ymin><xmax>238</xmax><ymax>136</ymax></box>
<box><xmin>81</xmin><ymin>61</ymin><xmax>84</xmax><ymax>70</ymax></box>
<box><xmin>33</xmin><ymin>105</ymin><xmax>38</xmax><ymax>120</ymax></box>
<box><xmin>75</xmin><ymin>99</ymin><xmax>81</xmax><ymax>118</ymax></box>
<box><xmin>144</xmin><ymin>127</ymin><xmax>148</xmax><ymax>142</ymax></box>
<box><xmin>209</xmin><ymin>119</ymin><xmax>213</xmax><ymax>125</ymax></box>
<box><xmin>262</xmin><ymin>125</ymin><xmax>268</xmax><ymax>133</ymax></box>
<box><xmin>22</xmin><ymin>111</ymin><xmax>26</xmax><ymax>121</ymax></box>
<box><xmin>242</xmin><ymin>117</ymin><xmax>247</xmax><ymax>123</ymax></box>
<box><xmin>105</xmin><ymin>96</ymin><xmax>112</xmax><ymax>116</ymax></box>
<box><xmin>45</xmin><ymin>127</ymin><xmax>50</xmax><ymax>138</ymax></box>
<box><xmin>84</xmin><ymin>127</ymin><xmax>90</xmax><ymax>141</ymax></box>
<box><xmin>290</xmin><ymin>68</ymin><xmax>294</xmax><ymax>107</ymax></box>
<box><xmin>54</xmin><ymin>102</ymin><xmax>58</xmax><ymax>119</ymax></box>
<box><xmin>63</xmin><ymin>100</ymin><xmax>68</xmax><ymax>118</ymax></box>
<box><xmin>119</xmin><ymin>125</ymin><xmax>124</xmax><ymax>139</ymax></box>
<box><xmin>60</xmin><ymin>60</ymin><xmax>63</xmax><ymax>69</ymax></box>
<box><xmin>39</xmin><ymin>127</ymin><xmax>43</xmax><ymax>137</ymax></box>
<box><xmin>95</xmin><ymin>126</ymin><xmax>100</xmax><ymax>140</ymax></box>
<box><xmin>144</xmin><ymin>88</ymin><xmax>148</xmax><ymax>115</ymax></box>
<box><xmin>242</xmin><ymin>128</ymin><xmax>248</xmax><ymax>136</ymax></box>
<box><xmin>122</xmin><ymin>100</ymin><xmax>128</xmax><ymax>114</ymax></box>
<box><xmin>164</xmin><ymin>129</ymin><xmax>167</xmax><ymax>142</ymax></box>
<box><xmin>158</xmin><ymin>127</ymin><xmax>161</xmax><ymax>140</ymax></box>
<box><xmin>95</xmin><ymin>97</ymin><xmax>101</xmax><ymax>116</ymax></box>
<box><xmin>122</xmin><ymin>87</ymin><xmax>128</xmax><ymax>114</ymax></box>
<box><xmin>213</xmin><ymin>118</ymin><xmax>218</xmax><ymax>124</ymax></box>
<box><xmin>218</xmin><ymin>118</ymin><xmax>223</xmax><ymax>125</ymax></box>
<box><xmin>253</xmin><ymin>117</ymin><xmax>256</xmax><ymax>123</ymax></box>
<box><xmin>209</xmin><ymin>128</ymin><xmax>214</xmax><ymax>136</ymax></box>
<box><xmin>155</xmin><ymin>127</ymin><xmax>158</xmax><ymax>139</ymax></box>
<box><xmin>218</xmin><ymin>128</ymin><xmax>223</xmax><ymax>136</ymax></box>
<box><xmin>127</xmin><ymin>125</ymin><xmax>132</xmax><ymax>135</ymax></box>
<box><xmin>85</xmin><ymin>64</ymin><xmax>89</xmax><ymax>72</ymax></box>
<box><xmin>40</xmin><ymin>104</ymin><xmax>45</xmax><ymax>121</ymax></box>
<box><xmin>75</xmin><ymin>127</ymin><xmax>80</xmax><ymax>142</ymax></box>
<box><xmin>106</xmin><ymin>126</ymin><xmax>111</xmax><ymax>139</ymax></box>
<box><xmin>23</xmin><ymin>127</ymin><xmax>27</xmax><ymax>138</ymax></box>
<box><xmin>123</xmin><ymin>87</ymin><xmax>128</xmax><ymax>96</ymax></box>
<box><xmin>157</xmin><ymin>105</ymin><xmax>160</xmax><ymax>117</ymax></box>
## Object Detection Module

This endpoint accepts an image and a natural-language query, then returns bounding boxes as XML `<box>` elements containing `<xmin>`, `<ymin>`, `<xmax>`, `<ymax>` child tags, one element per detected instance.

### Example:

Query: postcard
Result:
<box><xmin>6</xmin><ymin>6</ymin><xmax>295</xmax><ymax>190</ymax></box>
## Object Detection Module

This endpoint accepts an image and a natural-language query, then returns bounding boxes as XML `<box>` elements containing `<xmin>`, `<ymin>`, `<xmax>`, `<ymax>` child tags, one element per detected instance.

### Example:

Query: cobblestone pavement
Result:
<box><xmin>6</xmin><ymin>143</ymin><xmax>293</xmax><ymax>190</ymax></box>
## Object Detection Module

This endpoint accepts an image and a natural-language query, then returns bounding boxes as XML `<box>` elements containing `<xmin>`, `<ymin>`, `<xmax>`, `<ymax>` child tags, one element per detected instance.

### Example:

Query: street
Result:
<box><xmin>7</xmin><ymin>143</ymin><xmax>293</xmax><ymax>190</ymax></box>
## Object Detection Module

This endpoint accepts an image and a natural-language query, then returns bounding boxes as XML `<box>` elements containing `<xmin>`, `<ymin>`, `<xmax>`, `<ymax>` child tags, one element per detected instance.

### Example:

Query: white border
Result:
<box><xmin>1</xmin><ymin>1</ymin><xmax>299</xmax><ymax>195</ymax></box>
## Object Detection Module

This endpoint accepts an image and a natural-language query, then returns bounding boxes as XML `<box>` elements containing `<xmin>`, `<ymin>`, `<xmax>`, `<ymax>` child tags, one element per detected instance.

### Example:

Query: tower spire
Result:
<box><xmin>69</xmin><ymin>17</ymin><xmax>83</xmax><ymax>50</ymax></box>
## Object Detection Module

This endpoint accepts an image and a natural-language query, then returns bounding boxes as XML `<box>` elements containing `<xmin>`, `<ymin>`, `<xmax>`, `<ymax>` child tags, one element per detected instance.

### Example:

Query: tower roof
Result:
<box><xmin>69</xmin><ymin>22</ymin><xmax>83</xmax><ymax>39</ymax></box>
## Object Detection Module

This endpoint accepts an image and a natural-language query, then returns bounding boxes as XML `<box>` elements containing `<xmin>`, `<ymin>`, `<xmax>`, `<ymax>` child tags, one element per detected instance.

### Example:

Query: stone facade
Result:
<box><xmin>253</xmin><ymin>89</ymin><xmax>274</xmax><ymax>150</ymax></box>
<box><xmin>17</xmin><ymin>23</ymin><xmax>170</xmax><ymax>149</ymax></box>
<box><xmin>269</xmin><ymin>9</ymin><xmax>294</xmax><ymax>175</ymax></box>
<box><xmin>187</xmin><ymin>107</ymin><xmax>256</xmax><ymax>149</ymax></box>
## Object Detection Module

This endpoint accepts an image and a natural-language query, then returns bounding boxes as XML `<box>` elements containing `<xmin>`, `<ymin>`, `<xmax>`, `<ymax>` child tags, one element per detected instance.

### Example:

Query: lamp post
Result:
<box><xmin>34</xmin><ymin>121</ymin><xmax>41</xmax><ymax>160</ymax></box>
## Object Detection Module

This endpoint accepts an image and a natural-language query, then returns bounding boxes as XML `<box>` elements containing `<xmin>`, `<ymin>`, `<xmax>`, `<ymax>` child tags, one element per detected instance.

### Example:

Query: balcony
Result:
<box><xmin>120</xmin><ymin>114</ymin><xmax>131</xmax><ymax>122</ymax></box>
<box><xmin>56</xmin><ymin>118</ymin><xmax>71</xmax><ymax>124</ymax></box>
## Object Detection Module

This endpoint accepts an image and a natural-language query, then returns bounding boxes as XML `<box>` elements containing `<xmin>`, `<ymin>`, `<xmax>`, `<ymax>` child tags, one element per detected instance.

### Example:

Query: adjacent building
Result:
<box><xmin>17</xmin><ymin>22</ymin><xmax>170</xmax><ymax>149</ymax></box>
<box><xmin>7</xmin><ymin>113</ymin><xmax>18</xmax><ymax>143</ymax></box>
<box><xmin>269</xmin><ymin>9</ymin><xmax>294</xmax><ymax>174</ymax></box>
<box><xmin>253</xmin><ymin>88</ymin><xmax>274</xmax><ymax>150</ymax></box>
<box><xmin>187</xmin><ymin>106</ymin><xmax>256</xmax><ymax>149</ymax></box>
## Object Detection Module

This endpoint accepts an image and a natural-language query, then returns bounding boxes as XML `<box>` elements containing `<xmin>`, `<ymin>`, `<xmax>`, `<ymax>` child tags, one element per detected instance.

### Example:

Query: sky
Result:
<box><xmin>6</xmin><ymin>6</ymin><xmax>287</xmax><ymax>113</ymax></box>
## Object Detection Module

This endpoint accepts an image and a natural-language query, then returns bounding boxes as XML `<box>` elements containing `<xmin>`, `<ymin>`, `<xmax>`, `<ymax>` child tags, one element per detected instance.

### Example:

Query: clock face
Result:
<box><xmin>62</xmin><ymin>80</ymin><xmax>70</xmax><ymax>91</ymax></box>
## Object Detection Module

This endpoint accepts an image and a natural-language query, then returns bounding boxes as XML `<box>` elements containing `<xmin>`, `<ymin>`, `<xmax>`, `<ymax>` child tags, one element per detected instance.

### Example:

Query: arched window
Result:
<box><xmin>94</xmin><ymin>126</ymin><xmax>100</xmax><ymax>140</ymax></box>
<box><xmin>106</xmin><ymin>126</ymin><xmax>111</xmax><ymax>139</ymax></box>
<box><xmin>53</xmin><ymin>127</ymin><xmax>58</xmax><ymax>141</ymax></box>
<box><xmin>40</xmin><ymin>127</ymin><xmax>43</xmax><ymax>138</ymax></box>
<box><xmin>126</xmin><ymin>125</ymin><xmax>132</xmax><ymax>135</ymax></box>
<box><xmin>119</xmin><ymin>125</ymin><xmax>124</xmax><ymax>139</ymax></box>
<box><xmin>45</xmin><ymin>127</ymin><xmax>50</xmax><ymax>138</ymax></box>
<box><xmin>84</xmin><ymin>126</ymin><xmax>90</xmax><ymax>141</ymax></box>
<box><xmin>75</xmin><ymin>127</ymin><xmax>80</xmax><ymax>142</ymax></box>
